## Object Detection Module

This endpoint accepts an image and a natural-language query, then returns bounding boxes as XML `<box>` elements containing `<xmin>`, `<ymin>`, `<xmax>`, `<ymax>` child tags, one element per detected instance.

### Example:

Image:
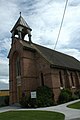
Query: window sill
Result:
<box><xmin>60</xmin><ymin>87</ymin><xmax>64</xmax><ymax>90</ymax></box>
<box><xmin>72</xmin><ymin>86</ymin><xmax>75</xmax><ymax>89</ymax></box>
<box><xmin>16</xmin><ymin>76</ymin><xmax>21</xmax><ymax>79</ymax></box>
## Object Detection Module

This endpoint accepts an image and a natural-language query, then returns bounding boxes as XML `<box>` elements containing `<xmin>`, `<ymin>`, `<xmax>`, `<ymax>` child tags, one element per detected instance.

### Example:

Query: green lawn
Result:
<box><xmin>0</xmin><ymin>111</ymin><xmax>65</xmax><ymax>120</ymax></box>
<box><xmin>67</xmin><ymin>101</ymin><xmax>80</xmax><ymax>109</ymax></box>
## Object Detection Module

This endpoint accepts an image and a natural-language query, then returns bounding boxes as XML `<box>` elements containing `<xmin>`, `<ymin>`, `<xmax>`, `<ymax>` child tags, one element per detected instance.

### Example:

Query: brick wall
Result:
<box><xmin>9</xmin><ymin>39</ymin><xmax>80</xmax><ymax>104</ymax></box>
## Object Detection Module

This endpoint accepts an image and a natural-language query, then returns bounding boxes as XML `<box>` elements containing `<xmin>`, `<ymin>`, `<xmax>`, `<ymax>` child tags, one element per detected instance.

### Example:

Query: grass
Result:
<box><xmin>0</xmin><ymin>111</ymin><xmax>65</xmax><ymax>120</ymax></box>
<box><xmin>67</xmin><ymin>101</ymin><xmax>80</xmax><ymax>109</ymax></box>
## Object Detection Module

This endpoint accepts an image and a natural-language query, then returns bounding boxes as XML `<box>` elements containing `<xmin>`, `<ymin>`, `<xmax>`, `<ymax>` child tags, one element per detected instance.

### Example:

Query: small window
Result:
<box><xmin>41</xmin><ymin>73</ymin><xmax>44</xmax><ymax>86</ymax></box>
<box><xmin>79</xmin><ymin>72</ymin><xmax>80</xmax><ymax>78</ymax></box>
<box><xmin>59</xmin><ymin>71</ymin><xmax>63</xmax><ymax>87</ymax></box>
<box><xmin>75</xmin><ymin>72</ymin><xmax>79</xmax><ymax>87</ymax></box>
<box><xmin>70</xmin><ymin>73</ymin><xmax>74</xmax><ymax>86</ymax></box>
<box><xmin>64</xmin><ymin>70</ymin><xmax>70</xmax><ymax>88</ymax></box>
<box><xmin>15</xmin><ymin>35</ymin><xmax>19</xmax><ymax>38</ymax></box>
<box><xmin>16</xmin><ymin>57</ymin><xmax>21</xmax><ymax>76</ymax></box>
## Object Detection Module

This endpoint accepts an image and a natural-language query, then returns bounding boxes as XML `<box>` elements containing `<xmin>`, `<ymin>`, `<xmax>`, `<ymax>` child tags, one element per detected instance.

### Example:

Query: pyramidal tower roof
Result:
<box><xmin>11</xmin><ymin>14</ymin><xmax>32</xmax><ymax>32</ymax></box>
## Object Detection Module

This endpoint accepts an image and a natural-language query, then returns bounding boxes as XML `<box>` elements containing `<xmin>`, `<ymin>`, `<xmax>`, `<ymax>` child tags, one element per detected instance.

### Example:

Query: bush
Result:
<box><xmin>28</xmin><ymin>97</ymin><xmax>37</xmax><ymax>108</ymax></box>
<box><xmin>4</xmin><ymin>96</ymin><xmax>9</xmax><ymax>105</ymax></box>
<box><xmin>74</xmin><ymin>90</ymin><xmax>80</xmax><ymax>99</ymax></box>
<box><xmin>36</xmin><ymin>86</ymin><xmax>54</xmax><ymax>107</ymax></box>
<box><xmin>58</xmin><ymin>89</ymin><xmax>72</xmax><ymax>104</ymax></box>
<box><xmin>71</xmin><ymin>94</ymin><xmax>79</xmax><ymax>101</ymax></box>
<box><xmin>20</xmin><ymin>86</ymin><xmax>54</xmax><ymax>108</ymax></box>
<box><xmin>19</xmin><ymin>96</ymin><xmax>29</xmax><ymax>108</ymax></box>
<box><xmin>0</xmin><ymin>96</ymin><xmax>9</xmax><ymax>107</ymax></box>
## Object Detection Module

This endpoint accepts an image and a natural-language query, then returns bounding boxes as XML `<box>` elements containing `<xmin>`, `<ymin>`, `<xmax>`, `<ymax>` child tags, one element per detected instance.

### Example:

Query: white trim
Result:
<box><xmin>60</xmin><ymin>87</ymin><xmax>64</xmax><ymax>90</ymax></box>
<box><xmin>72</xmin><ymin>86</ymin><xmax>75</xmax><ymax>89</ymax></box>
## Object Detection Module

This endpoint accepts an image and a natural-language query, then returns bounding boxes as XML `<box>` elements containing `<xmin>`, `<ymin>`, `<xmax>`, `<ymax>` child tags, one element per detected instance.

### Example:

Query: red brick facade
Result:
<box><xmin>8</xmin><ymin>15</ymin><xmax>80</xmax><ymax>104</ymax></box>
<box><xmin>8</xmin><ymin>38</ymin><xmax>80</xmax><ymax>104</ymax></box>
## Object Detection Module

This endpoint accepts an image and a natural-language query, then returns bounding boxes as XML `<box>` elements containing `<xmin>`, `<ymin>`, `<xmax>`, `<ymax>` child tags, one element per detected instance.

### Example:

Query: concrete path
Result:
<box><xmin>38</xmin><ymin>99</ymin><xmax>80</xmax><ymax>120</ymax></box>
<box><xmin>0</xmin><ymin>106</ymin><xmax>19</xmax><ymax>113</ymax></box>
<box><xmin>0</xmin><ymin>99</ymin><xmax>80</xmax><ymax>120</ymax></box>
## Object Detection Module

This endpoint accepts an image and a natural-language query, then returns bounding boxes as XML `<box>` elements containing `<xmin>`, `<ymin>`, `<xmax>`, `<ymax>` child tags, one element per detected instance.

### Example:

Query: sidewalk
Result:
<box><xmin>41</xmin><ymin>99</ymin><xmax>80</xmax><ymax>120</ymax></box>
<box><xmin>0</xmin><ymin>106</ymin><xmax>19</xmax><ymax>113</ymax></box>
<box><xmin>0</xmin><ymin>99</ymin><xmax>80</xmax><ymax>120</ymax></box>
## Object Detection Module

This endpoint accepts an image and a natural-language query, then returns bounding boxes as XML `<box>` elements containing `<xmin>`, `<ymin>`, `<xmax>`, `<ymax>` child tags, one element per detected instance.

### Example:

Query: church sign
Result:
<box><xmin>31</xmin><ymin>91</ymin><xmax>37</xmax><ymax>98</ymax></box>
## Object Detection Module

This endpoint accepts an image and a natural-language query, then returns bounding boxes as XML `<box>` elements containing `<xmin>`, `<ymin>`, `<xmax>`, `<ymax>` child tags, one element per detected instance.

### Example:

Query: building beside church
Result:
<box><xmin>8</xmin><ymin>14</ymin><xmax>80</xmax><ymax>104</ymax></box>
<box><xmin>0</xmin><ymin>90</ymin><xmax>9</xmax><ymax>97</ymax></box>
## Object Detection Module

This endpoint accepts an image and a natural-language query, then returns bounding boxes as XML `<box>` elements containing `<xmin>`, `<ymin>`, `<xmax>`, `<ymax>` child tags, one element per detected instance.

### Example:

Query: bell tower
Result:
<box><xmin>11</xmin><ymin>12</ymin><xmax>32</xmax><ymax>43</ymax></box>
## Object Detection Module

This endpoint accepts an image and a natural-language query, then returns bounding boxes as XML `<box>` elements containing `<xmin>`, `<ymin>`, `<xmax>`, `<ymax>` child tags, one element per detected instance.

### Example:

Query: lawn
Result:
<box><xmin>67</xmin><ymin>101</ymin><xmax>80</xmax><ymax>109</ymax></box>
<box><xmin>0</xmin><ymin>111</ymin><xmax>65</xmax><ymax>120</ymax></box>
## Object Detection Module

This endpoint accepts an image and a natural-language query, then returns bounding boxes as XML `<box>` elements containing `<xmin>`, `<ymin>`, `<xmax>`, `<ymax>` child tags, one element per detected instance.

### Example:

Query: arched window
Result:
<box><xmin>16</xmin><ymin>57</ymin><xmax>21</xmax><ymax>77</ymax></box>
<box><xmin>41</xmin><ymin>73</ymin><xmax>44</xmax><ymax>86</ymax></box>
<box><xmin>64</xmin><ymin>70</ymin><xmax>70</xmax><ymax>88</ymax></box>
<box><xmin>70</xmin><ymin>72</ymin><xmax>74</xmax><ymax>86</ymax></box>
<box><xmin>59</xmin><ymin>71</ymin><xmax>63</xmax><ymax>87</ymax></box>
<box><xmin>75</xmin><ymin>72</ymin><xmax>79</xmax><ymax>88</ymax></box>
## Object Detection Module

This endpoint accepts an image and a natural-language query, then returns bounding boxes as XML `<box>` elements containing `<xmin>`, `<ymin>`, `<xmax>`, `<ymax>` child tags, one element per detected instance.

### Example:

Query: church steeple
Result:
<box><xmin>11</xmin><ymin>13</ymin><xmax>32</xmax><ymax>42</ymax></box>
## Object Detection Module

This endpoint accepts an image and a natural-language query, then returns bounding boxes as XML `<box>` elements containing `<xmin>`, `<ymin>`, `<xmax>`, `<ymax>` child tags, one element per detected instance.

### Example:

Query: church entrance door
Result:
<box><xmin>17</xmin><ymin>86</ymin><xmax>21</xmax><ymax>102</ymax></box>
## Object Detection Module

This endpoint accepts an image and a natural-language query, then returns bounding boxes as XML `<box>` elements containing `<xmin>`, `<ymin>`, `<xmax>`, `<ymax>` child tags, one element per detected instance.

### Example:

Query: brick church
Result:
<box><xmin>8</xmin><ymin>14</ymin><xmax>80</xmax><ymax>104</ymax></box>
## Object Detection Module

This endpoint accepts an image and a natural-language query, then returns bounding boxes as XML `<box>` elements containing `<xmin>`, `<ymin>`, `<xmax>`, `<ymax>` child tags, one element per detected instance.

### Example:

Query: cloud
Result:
<box><xmin>0</xmin><ymin>60</ymin><xmax>9</xmax><ymax>87</ymax></box>
<box><xmin>0</xmin><ymin>57</ymin><xmax>9</xmax><ymax>84</ymax></box>
<box><xmin>69</xmin><ymin>28</ymin><xmax>80</xmax><ymax>50</ymax></box>
<box><xmin>69</xmin><ymin>0</ymin><xmax>80</xmax><ymax>6</ymax></box>
<box><xmin>0</xmin><ymin>0</ymin><xmax>80</xmax><ymax>89</ymax></box>
<box><xmin>0</xmin><ymin>0</ymin><xmax>19</xmax><ymax>89</ymax></box>
<box><xmin>0</xmin><ymin>62</ymin><xmax>9</xmax><ymax>77</ymax></box>
<box><xmin>0</xmin><ymin>58</ymin><xmax>9</xmax><ymax>89</ymax></box>
<box><xmin>0</xmin><ymin>81</ymin><xmax>9</xmax><ymax>90</ymax></box>
<box><xmin>59</xmin><ymin>48</ymin><xmax>80</xmax><ymax>61</ymax></box>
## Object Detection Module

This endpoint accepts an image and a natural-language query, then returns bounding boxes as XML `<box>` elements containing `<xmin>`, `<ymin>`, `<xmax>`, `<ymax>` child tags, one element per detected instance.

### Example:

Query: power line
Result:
<box><xmin>54</xmin><ymin>0</ymin><xmax>69</xmax><ymax>50</ymax></box>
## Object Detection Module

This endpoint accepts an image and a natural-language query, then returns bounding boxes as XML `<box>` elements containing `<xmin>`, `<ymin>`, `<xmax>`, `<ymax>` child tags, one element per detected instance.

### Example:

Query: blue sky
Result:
<box><xmin>0</xmin><ymin>0</ymin><xmax>80</xmax><ymax>89</ymax></box>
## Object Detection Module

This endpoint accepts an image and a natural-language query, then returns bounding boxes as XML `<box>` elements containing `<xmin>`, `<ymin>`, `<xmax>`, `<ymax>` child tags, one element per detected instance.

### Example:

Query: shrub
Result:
<box><xmin>4</xmin><ymin>96</ymin><xmax>9</xmax><ymax>105</ymax></box>
<box><xmin>74</xmin><ymin>90</ymin><xmax>80</xmax><ymax>99</ymax></box>
<box><xmin>71</xmin><ymin>94</ymin><xmax>79</xmax><ymax>101</ymax></box>
<box><xmin>28</xmin><ymin>97</ymin><xmax>37</xmax><ymax>108</ymax></box>
<box><xmin>36</xmin><ymin>86</ymin><xmax>54</xmax><ymax>107</ymax></box>
<box><xmin>20</xmin><ymin>86</ymin><xmax>54</xmax><ymax>108</ymax></box>
<box><xmin>19</xmin><ymin>96</ymin><xmax>29</xmax><ymax>108</ymax></box>
<box><xmin>0</xmin><ymin>96</ymin><xmax>9</xmax><ymax>107</ymax></box>
<box><xmin>58</xmin><ymin>89</ymin><xmax>72</xmax><ymax>104</ymax></box>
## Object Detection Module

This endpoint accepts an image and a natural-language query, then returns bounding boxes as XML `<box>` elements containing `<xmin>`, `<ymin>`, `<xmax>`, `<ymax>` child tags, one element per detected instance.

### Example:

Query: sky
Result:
<box><xmin>0</xmin><ymin>0</ymin><xmax>80</xmax><ymax>89</ymax></box>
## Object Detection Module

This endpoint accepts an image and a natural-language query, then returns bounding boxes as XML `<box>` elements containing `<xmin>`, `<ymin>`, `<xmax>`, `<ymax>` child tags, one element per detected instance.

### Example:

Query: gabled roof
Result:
<box><xmin>11</xmin><ymin>15</ymin><xmax>32</xmax><ymax>32</ymax></box>
<box><xmin>20</xmin><ymin>40</ymin><xmax>80</xmax><ymax>71</ymax></box>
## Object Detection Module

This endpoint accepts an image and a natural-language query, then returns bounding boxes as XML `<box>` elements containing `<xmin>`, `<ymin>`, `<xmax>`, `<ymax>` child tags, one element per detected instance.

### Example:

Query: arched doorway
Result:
<box><xmin>12</xmin><ymin>52</ymin><xmax>22</xmax><ymax>103</ymax></box>
<box><xmin>15</xmin><ymin>55</ymin><xmax>22</xmax><ymax>102</ymax></box>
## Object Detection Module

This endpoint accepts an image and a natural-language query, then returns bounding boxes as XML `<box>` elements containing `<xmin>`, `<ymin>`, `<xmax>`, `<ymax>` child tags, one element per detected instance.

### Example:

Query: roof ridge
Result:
<box><xmin>32</xmin><ymin>42</ymin><xmax>76</xmax><ymax>60</ymax></box>
<box><xmin>11</xmin><ymin>15</ymin><xmax>32</xmax><ymax>32</ymax></box>
<box><xmin>19</xmin><ymin>40</ymin><xmax>80</xmax><ymax>70</ymax></box>
<box><xmin>21</xmin><ymin>40</ymin><xmax>80</xmax><ymax>62</ymax></box>
<box><xmin>31</xmin><ymin>43</ymin><xmax>53</xmax><ymax>64</ymax></box>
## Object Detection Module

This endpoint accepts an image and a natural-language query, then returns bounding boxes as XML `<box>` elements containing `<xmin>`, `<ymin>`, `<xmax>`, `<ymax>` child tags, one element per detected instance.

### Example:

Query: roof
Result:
<box><xmin>20</xmin><ymin>40</ymin><xmax>80</xmax><ymax>71</ymax></box>
<box><xmin>11</xmin><ymin>15</ymin><xmax>32</xmax><ymax>32</ymax></box>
